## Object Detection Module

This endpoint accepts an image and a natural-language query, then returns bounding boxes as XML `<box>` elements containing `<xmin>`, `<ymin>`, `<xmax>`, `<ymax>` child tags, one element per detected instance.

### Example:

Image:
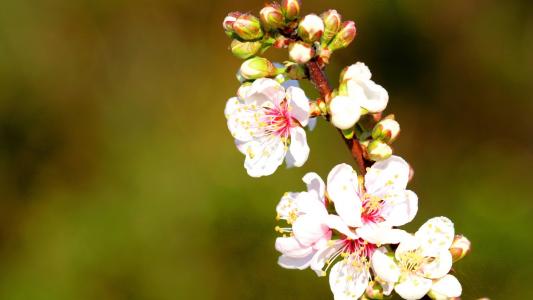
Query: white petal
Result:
<box><xmin>329</xmin><ymin>95</ymin><xmax>361</xmax><ymax>130</ymax></box>
<box><xmin>244</xmin><ymin>136</ymin><xmax>286</xmax><ymax>177</ymax></box>
<box><xmin>247</xmin><ymin>78</ymin><xmax>285</xmax><ymax>106</ymax></box>
<box><xmin>342</xmin><ymin>62</ymin><xmax>372</xmax><ymax>82</ymax></box>
<box><xmin>430</xmin><ymin>274</ymin><xmax>462</xmax><ymax>299</ymax></box>
<box><xmin>324</xmin><ymin>214</ymin><xmax>358</xmax><ymax>239</ymax></box>
<box><xmin>285</xmin><ymin>127</ymin><xmax>310</xmax><ymax>168</ymax></box>
<box><xmin>420</xmin><ymin>250</ymin><xmax>453</xmax><ymax>279</ymax></box>
<box><xmin>275</xmin><ymin>236</ymin><xmax>314</xmax><ymax>258</ymax></box>
<box><xmin>371</xmin><ymin>248</ymin><xmax>400</xmax><ymax>284</ymax></box>
<box><xmin>394</xmin><ymin>274</ymin><xmax>432</xmax><ymax>300</ymax></box>
<box><xmin>329</xmin><ymin>261</ymin><xmax>370</xmax><ymax>300</ymax></box>
<box><xmin>307</xmin><ymin>117</ymin><xmax>317</xmax><ymax>131</ymax></box>
<box><xmin>302</xmin><ymin>172</ymin><xmax>326</xmax><ymax>201</ymax></box>
<box><xmin>356</xmin><ymin>223</ymin><xmax>407</xmax><ymax>245</ymax></box>
<box><xmin>415</xmin><ymin>217</ymin><xmax>455</xmax><ymax>252</ymax></box>
<box><xmin>224</xmin><ymin>97</ymin><xmax>242</xmax><ymax>118</ymax></box>
<box><xmin>294</xmin><ymin>191</ymin><xmax>327</xmax><ymax>216</ymax></box>
<box><xmin>327</xmin><ymin>164</ymin><xmax>362</xmax><ymax>227</ymax></box>
<box><xmin>293</xmin><ymin>214</ymin><xmax>330</xmax><ymax>247</ymax></box>
<box><xmin>286</xmin><ymin>86</ymin><xmax>310</xmax><ymax>126</ymax></box>
<box><xmin>310</xmin><ymin>240</ymin><xmax>344</xmax><ymax>276</ymax></box>
<box><xmin>226</xmin><ymin>101</ymin><xmax>264</xmax><ymax>142</ymax></box>
<box><xmin>356</xmin><ymin>79</ymin><xmax>388</xmax><ymax>113</ymax></box>
<box><xmin>276</xmin><ymin>192</ymin><xmax>300</xmax><ymax>221</ymax></box>
<box><xmin>278</xmin><ymin>252</ymin><xmax>315</xmax><ymax>270</ymax></box>
<box><xmin>365</xmin><ymin>155</ymin><xmax>410</xmax><ymax>196</ymax></box>
<box><xmin>380</xmin><ymin>190</ymin><xmax>418</xmax><ymax>227</ymax></box>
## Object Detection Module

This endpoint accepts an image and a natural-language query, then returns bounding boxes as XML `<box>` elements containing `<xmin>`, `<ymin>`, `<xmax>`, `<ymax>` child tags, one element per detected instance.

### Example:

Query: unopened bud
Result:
<box><xmin>281</xmin><ymin>0</ymin><xmax>301</xmax><ymax>20</ymax></box>
<box><xmin>329</xmin><ymin>95</ymin><xmax>361</xmax><ymax>130</ymax></box>
<box><xmin>328</xmin><ymin>21</ymin><xmax>356</xmax><ymax>51</ymax></box>
<box><xmin>223</xmin><ymin>12</ymin><xmax>241</xmax><ymax>37</ymax></box>
<box><xmin>230</xmin><ymin>40</ymin><xmax>262</xmax><ymax>59</ymax></box>
<box><xmin>321</xmin><ymin>10</ymin><xmax>342</xmax><ymax>46</ymax></box>
<box><xmin>365</xmin><ymin>281</ymin><xmax>384</xmax><ymax>299</ymax></box>
<box><xmin>286</xmin><ymin>62</ymin><xmax>307</xmax><ymax>80</ymax></box>
<box><xmin>372</xmin><ymin>118</ymin><xmax>400</xmax><ymax>143</ymax></box>
<box><xmin>239</xmin><ymin>57</ymin><xmax>276</xmax><ymax>80</ymax></box>
<box><xmin>297</xmin><ymin>14</ymin><xmax>324</xmax><ymax>43</ymax></box>
<box><xmin>367</xmin><ymin>140</ymin><xmax>392</xmax><ymax>161</ymax></box>
<box><xmin>233</xmin><ymin>14</ymin><xmax>263</xmax><ymax>41</ymax></box>
<box><xmin>288</xmin><ymin>41</ymin><xmax>314</xmax><ymax>64</ymax></box>
<box><xmin>260</xmin><ymin>4</ymin><xmax>285</xmax><ymax>31</ymax></box>
<box><xmin>450</xmin><ymin>234</ymin><xmax>471</xmax><ymax>262</ymax></box>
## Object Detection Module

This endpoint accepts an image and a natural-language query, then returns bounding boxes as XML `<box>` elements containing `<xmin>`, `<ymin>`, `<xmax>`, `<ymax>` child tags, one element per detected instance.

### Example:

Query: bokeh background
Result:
<box><xmin>0</xmin><ymin>0</ymin><xmax>531</xmax><ymax>299</ymax></box>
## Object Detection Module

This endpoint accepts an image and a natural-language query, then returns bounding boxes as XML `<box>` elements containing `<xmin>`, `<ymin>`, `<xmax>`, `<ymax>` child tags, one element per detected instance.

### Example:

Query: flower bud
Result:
<box><xmin>239</xmin><ymin>57</ymin><xmax>276</xmax><ymax>80</ymax></box>
<box><xmin>260</xmin><ymin>4</ymin><xmax>285</xmax><ymax>31</ymax></box>
<box><xmin>230</xmin><ymin>39</ymin><xmax>262</xmax><ymax>59</ymax></box>
<box><xmin>223</xmin><ymin>12</ymin><xmax>241</xmax><ymax>37</ymax></box>
<box><xmin>328</xmin><ymin>21</ymin><xmax>356</xmax><ymax>51</ymax></box>
<box><xmin>233</xmin><ymin>14</ymin><xmax>263</xmax><ymax>41</ymax></box>
<box><xmin>297</xmin><ymin>14</ymin><xmax>324</xmax><ymax>43</ymax></box>
<box><xmin>372</xmin><ymin>118</ymin><xmax>400</xmax><ymax>143</ymax></box>
<box><xmin>329</xmin><ymin>95</ymin><xmax>361</xmax><ymax>130</ymax></box>
<box><xmin>450</xmin><ymin>234</ymin><xmax>471</xmax><ymax>262</ymax></box>
<box><xmin>321</xmin><ymin>10</ymin><xmax>342</xmax><ymax>46</ymax></box>
<box><xmin>365</xmin><ymin>281</ymin><xmax>384</xmax><ymax>299</ymax></box>
<box><xmin>281</xmin><ymin>0</ymin><xmax>301</xmax><ymax>20</ymax></box>
<box><xmin>286</xmin><ymin>63</ymin><xmax>307</xmax><ymax>80</ymax></box>
<box><xmin>288</xmin><ymin>41</ymin><xmax>314</xmax><ymax>64</ymax></box>
<box><xmin>367</xmin><ymin>140</ymin><xmax>392</xmax><ymax>161</ymax></box>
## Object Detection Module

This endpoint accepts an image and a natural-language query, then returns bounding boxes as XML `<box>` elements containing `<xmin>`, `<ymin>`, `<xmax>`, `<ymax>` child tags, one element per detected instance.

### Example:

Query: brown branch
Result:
<box><xmin>306</xmin><ymin>59</ymin><xmax>368</xmax><ymax>175</ymax></box>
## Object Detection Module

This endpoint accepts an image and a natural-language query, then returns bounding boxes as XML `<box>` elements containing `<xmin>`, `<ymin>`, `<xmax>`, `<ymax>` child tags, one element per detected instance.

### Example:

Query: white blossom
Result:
<box><xmin>225</xmin><ymin>78</ymin><xmax>311</xmax><ymax>177</ymax></box>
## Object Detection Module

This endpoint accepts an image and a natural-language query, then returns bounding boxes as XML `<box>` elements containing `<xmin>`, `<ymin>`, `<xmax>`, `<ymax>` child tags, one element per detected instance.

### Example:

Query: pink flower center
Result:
<box><xmin>262</xmin><ymin>101</ymin><xmax>294</xmax><ymax>138</ymax></box>
<box><xmin>343</xmin><ymin>238</ymin><xmax>377</xmax><ymax>258</ymax></box>
<box><xmin>361</xmin><ymin>194</ymin><xmax>385</xmax><ymax>224</ymax></box>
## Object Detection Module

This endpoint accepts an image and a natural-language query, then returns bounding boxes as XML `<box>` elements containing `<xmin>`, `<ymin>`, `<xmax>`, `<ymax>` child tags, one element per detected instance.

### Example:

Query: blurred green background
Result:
<box><xmin>0</xmin><ymin>0</ymin><xmax>531</xmax><ymax>299</ymax></box>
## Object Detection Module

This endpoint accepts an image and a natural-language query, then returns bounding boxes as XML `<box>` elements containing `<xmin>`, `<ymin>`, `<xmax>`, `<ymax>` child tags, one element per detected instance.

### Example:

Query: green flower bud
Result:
<box><xmin>288</xmin><ymin>41</ymin><xmax>314</xmax><ymax>64</ymax></box>
<box><xmin>365</xmin><ymin>281</ymin><xmax>384</xmax><ymax>299</ymax></box>
<box><xmin>297</xmin><ymin>14</ymin><xmax>324</xmax><ymax>43</ymax></box>
<box><xmin>260</xmin><ymin>3</ymin><xmax>285</xmax><ymax>31</ymax></box>
<box><xmin>321</xmin><ymin>10</ymin><xmax>342</xmax><ymax>46</ymax></box>
<box><xmin>239</xmin><ymin>57</ymin><xmax>276</xmax><ymax>80</ymax></box>
<box><xmin>233</xmin><ymin>14</ymin><xmax>263</xmax><ymax>41</ymax></box>
<box><xmin>223</xmin><ymin>12</ymin><xmax>242</xmax><ymax>37</ymax></box>
<box><xmin>230</xmin><ymin>39</ymin><xmax>262</xmax><ymax>59</ymax></box>
<box><xmin>285</xmin><ymin>62</ymin><xmax>307</xmax><ymax>80</ymax></box>
<box><xmin>281</xmin><ymin>0</ymin><xmax>301</xmax><ymax>20</ymax></box>
<box><xmin>372</xmin><ymin>118</ymin><xmax>400</xmax><ymax>144</ymax></box>
<box><xmin>367</xmin><ymin>140</ymin><xmax>392</xmax><ymax>161</ymax></box>
<box><xmin>328</xmin><ymin>21</ymin><xmax>356</xmax><ymax>51</ymax></box>
<box><xmin>450</xmin><ymin>234</ymin><xmax>471</xmax><ymax>263</ymax></box>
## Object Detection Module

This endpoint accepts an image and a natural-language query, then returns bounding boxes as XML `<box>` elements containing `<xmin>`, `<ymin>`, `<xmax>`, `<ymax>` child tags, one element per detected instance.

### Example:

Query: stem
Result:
<box><xmin>306</xmin><ymin>60</ymin><xmax>368</xmax><ymax>175</ymax></box>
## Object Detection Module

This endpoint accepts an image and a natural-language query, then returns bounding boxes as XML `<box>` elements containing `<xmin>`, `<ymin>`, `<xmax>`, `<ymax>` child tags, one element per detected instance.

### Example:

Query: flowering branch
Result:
<box><xmin>222</xmin><ymin>1</ymin><xmax>473</xmax><ymax>299</ymax></box>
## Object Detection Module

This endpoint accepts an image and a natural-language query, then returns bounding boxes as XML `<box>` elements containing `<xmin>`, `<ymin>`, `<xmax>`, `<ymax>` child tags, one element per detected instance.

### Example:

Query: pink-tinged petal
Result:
<box><xmin>324</xmin><ymin>215</ymin><xmax>358</xmax><ymax>239</ymax></box>
<box><xmin>380</xmin><ymin>190</ymin><xmax>418</xmax><ymax>227</ymax></box>
<box><xmin>329</xmin><ymin>261</ymin><xmax>370</xmax><ymax>300</ymax></box>
<box><xmin>357</xmin><ymin>79</ymin><xmax>388</xmax><ymax>113</ymax></box>
<box><xmin>430</xmin><ymin>274</ymin><xmax>462</xmax><ymax>299</ymax></box>
<box><xmin>365</xmin><ymin>155</ymin><xmax>410</xmax><ymax>195</ymax></box>
<box><xmin>292</xmin><ymin>214</ymin><xmax>329</xmax><ymax>247</ymax></box>
<box><xmin>356</xmin><ymin>223</ymin><xmax>407</xmax><ymax>245</ymax></box>
<box><xmin>247</xmin><ymin>78</ymin><xmax>285</xmax><ymax>106</ymax></box>
<box><xmin>243</xmin><ymin>136</ymin><xmax>286</xmax><ymax>177</ymax></box>
<box><xmin>275</xmin><ymin>236</ymin><xmax>314</xmax><ymax>258</ymax></box>
<box><xmin>302</xmin><ymin>172</ymin><xmax>326</xmax><ymax>201</ymax></box>
<box><xmin>394</xmin><ymin>274</ymin><xmax>432</xmax><ymax>300</ymax></box>
<box><xmin>286</xmin><ymin>86</ymin><xmax>310</xmax><ymax>126</ymax></box>
<box><xmin>295</xmin><ymin>191</ymin><xmax>327</xmax><ymax>217</ymax></box>
<box><xmin>285</xmin><ymin>127</ymin><xmax>309</xmax><ymax>168</ymax></box>
<box><xmin>421</xmin><ymin>250</ymin><xmax>453</xmax><ymax>279</ymax></box>
<box><xmin>415</xmin><ymin>217</ymin><xmax>455</xmax><ymax>252</ymax></box>
<box><xmin>327</xmin><ymin>163</ymin><xmax>362</xmax><ymax>227</ymax></box>
<box><xmin>278</xmin><ymin>252</ymin><xmax>315</xmax><ymax>270</ymax></box>
<box><xmin>371</xmin><ymin>247</ymin><xmax>400</xmax><ymax>284</ymax></box>
<box><xmin>310</xmin><ymin>240</ymin><xmax>345</xmax><ymax>276</ymax></box>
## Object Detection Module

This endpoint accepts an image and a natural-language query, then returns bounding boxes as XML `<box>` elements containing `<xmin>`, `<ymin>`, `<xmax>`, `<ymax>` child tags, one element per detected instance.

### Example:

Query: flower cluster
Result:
<box><xmin>222</xmin><ymin>1</ymin><xmax>471</xmax><ymax>299</ymax></box>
